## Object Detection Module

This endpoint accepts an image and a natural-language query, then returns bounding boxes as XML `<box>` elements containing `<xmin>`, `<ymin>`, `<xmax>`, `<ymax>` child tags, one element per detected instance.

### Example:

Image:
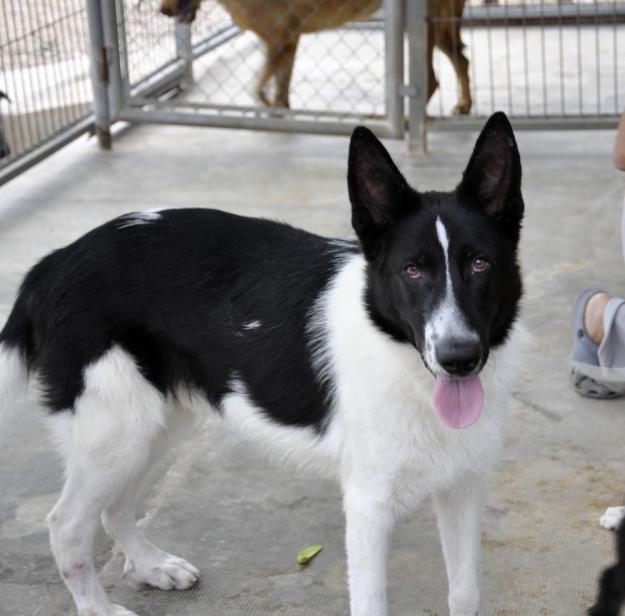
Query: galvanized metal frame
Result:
<box><xmin>405</xmin><ymin>0</ymin><xmax>622</xmax><ymax>153</ymax></box>
<box><xmin>2</xmin><ymin>0</ymin><xmax>622</xmax><ymax>188</ymax></box>
<box><xmin>0</xmin><ymin>2</ymin><xmax>97</xmax><ymax>186</ymax></box>
<box><xmin>99</xmin><ymin>0</ymin><xmax>405</xmax><ymax>140</ymax></box>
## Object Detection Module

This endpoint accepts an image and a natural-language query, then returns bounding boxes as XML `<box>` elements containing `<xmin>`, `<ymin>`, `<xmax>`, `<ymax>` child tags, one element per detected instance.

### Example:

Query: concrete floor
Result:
<box><xmin>0</xmin><ymin>122</ymin><xmax>624</xmax><ymax>616</ymax></box>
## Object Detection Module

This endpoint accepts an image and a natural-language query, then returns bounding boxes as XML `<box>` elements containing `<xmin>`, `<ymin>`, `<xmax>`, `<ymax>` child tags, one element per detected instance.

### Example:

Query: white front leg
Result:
<box><xmin>433</xmin><ymin>476</ymin><xmax>484</xmax><ymax>616</ymax></box>
<box><xmin>343</xmin><ymin>487</ymin><xmax>395</xmax><ymax>616</ymax></box>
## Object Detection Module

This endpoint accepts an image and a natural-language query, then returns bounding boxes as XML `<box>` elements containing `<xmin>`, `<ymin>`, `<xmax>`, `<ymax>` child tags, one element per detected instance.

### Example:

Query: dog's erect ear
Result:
<box><xmin>457</xmin><ymin>112</ymin><xmax>523</xmax><ymax>234</ymax></box>
<box><xmin>348</xmin><ymin>126</ymin><xmax>410</xmax><ymax>258</ymax></box>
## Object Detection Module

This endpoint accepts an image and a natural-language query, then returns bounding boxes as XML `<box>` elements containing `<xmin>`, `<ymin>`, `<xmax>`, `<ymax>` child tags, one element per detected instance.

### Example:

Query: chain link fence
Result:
<box><xmin>428</xmin><ymin>0</ymin><xmax>623</xmax><ymax>121</ymax></box>
<box><xmin>111</xmin><ymin>0</ymin><xmax>403</xmax><ymax>137</ymax></box>
<box><xmin>0</xmin><ymin>0</ymin><xmax>623</xmax><ymax>183</ymax></box>
<box><xmin>0</xmin><ymin>0</ymin><xmax>94</xmax><ymax>183</ymax></box>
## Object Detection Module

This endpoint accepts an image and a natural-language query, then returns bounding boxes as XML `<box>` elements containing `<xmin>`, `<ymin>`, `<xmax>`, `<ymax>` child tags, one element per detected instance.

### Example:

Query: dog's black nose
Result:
<box><xmin>436</xmin><ymin>339</ymin><xmax>482</xmax><ymax>376</ymax></box>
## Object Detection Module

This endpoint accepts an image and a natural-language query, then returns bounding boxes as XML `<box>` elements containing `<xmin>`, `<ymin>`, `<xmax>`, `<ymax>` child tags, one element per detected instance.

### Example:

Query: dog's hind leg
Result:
<box><xmin>436</xmin><ymin>24</ymin><xmax>472</xmax><ymax>115</ymax></box>
<box><xmin>433</xmin><ymin>476</ymin><xmax>483</xmax><ymax>616</ymax></box>
<box><xmin>273</xmin><ymin>36</ymin><xmax>299</xmax><ymax>109</ymax></box>
<box><xmin>256</xmin><ymin>41</ymin><xmax>275</xmax><ymax>107</ymax></box>
<box><xmin>427</xmin><ymin>22</ymin><xmax>439</xmax><ymax>102</ymax></box>
<box><xmin>47</xmin><ymin>347</ymin><xmax>197</xmax><ymax>616</ymax></box>
<box><xmin>256</xmin><ymin>34</ymin><xmax>298</xmax><ymax>108</ymax></box>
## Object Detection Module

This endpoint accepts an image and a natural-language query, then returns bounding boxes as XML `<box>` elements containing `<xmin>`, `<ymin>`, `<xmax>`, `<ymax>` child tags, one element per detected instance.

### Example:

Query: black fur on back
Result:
<box><xmin>0</xmin><ymin>209</ymin><xmax>357</xmax><ymax>431</ymax></box>
<box><xmin>588</xmin><ymin>517</ymin><xmax>625</xmax><ymax>616</ymax></box>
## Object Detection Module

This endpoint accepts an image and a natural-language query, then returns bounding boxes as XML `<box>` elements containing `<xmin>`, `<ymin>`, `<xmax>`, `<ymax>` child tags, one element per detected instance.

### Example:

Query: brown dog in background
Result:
<box><xmin>161</xmin><ymin>0</ymin><xmax>471</xmax><ymax>114</ymax></box>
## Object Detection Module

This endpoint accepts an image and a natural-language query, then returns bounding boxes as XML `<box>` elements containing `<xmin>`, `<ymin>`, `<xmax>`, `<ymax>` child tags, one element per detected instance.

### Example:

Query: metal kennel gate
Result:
<box><xmin>91</xmin><ymin>0</ymin><xmax>406</xmax><ymax>145</ymax></box>
<box><xmin>1</xmin><ymin>0</ymin><xmax>623</xmax><ymax>186</ymax></box>
<box><xmin>88</xmin><ymin>0</ymin><xmax>625</xmax><ymax>153</ymax></box>
<box><xmin>409</xmin><ymin>0</ymin><xmax>625</xmax><ymax>149</ymax></box>
<box><xmin>0</xmin><ymin>1</ymin><xmax>95</xmax><ymax>185</ymax></box>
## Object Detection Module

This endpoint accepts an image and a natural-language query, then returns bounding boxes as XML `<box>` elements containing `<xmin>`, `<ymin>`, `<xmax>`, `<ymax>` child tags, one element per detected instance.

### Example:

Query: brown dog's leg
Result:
<box><xmin>256</xmin><ymin>39</ymin><xmax>278</xmax><ymax>107</ymax></box>
<box><xmin>437</xmin><ymin>26</ymin><xmax>472</xmax><ymax>115</ymax></box>
<box><xmin>427</xmin><ymin>22</ymin><xmax>438</xmax><ymax>102</ymax></box>
<box><xmin>273</xmin><ymin>36</ymin><xmax>299</xmax><ymax>109</ymax></box>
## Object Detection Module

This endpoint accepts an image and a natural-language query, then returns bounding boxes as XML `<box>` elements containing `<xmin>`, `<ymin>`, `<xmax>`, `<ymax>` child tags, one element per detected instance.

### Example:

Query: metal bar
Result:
<box><xmin>504</xmin><ymin>0</ymin><xmax>513</xmax><ymax>115</ymax></box>
<box><xmin>175</xmin><ymin>23</ymin><xmax>194</xmax><ymax>88</ymax></box>
<box><xmin>0</xmin><ymin>116</ymin><xmax>93</xmax><ymax>187</ymax></box>
<box><xmin>116</xmin><ymin>0</ymin><xmax>132</xmax><ymax>98</ymax></box>
<box><xmin>615</xmin><ymin>0</ymin><xmax>620</xmax><ymax>111</ymax></box>
<box><xmin>191</xmin><ymin>25</ymin><xmax>241</xmax><ymax>60</ymax></box>
<box><xmin>540</xmin><ymin>0</ymin><xmax>548</xmax><ymax>115</ymax></box>
<box><xmin>457</xmin><ymin>2</ymin><xmax>625</xmax><ymax>27</ymax></box>
<box><xmin>427</xmin><ymin>115</ymin><xmax>620</xmax><ymax>132</ymax></box>
<box><xmin>594</xmin><ymin>0</ymin><xmax>601</xmax><ymax>114</ymax></box>
<box><xmin>485</xmin><ymin>0</ymin><xmax>495</xmax><ymax>112</ymax></box>
<box><xmin>127</xmin><ymin>98</ymin><xmax>387</xmax><ymax>120</ymax></box>
<box><xmin>129</xmin><ymin>60</ymin><xmax>188</xmax><ymax>100</ymax></box>
<box><xmin>100</xmin><ymin>0</ymin><xmax>124</xmax><ymax>120</ymax></box>
<box><xmin>406</xmin><ymin>0</ymin><xmax>428</xmax><ymax>154</ymax></box>
<box><xmin>384</xmin><ymin>0</ymin><xmax>404</xmax><ymax>138</ymax></box>
<box><xmin>119</xmin><ymin>106</ymin><xmax>397</xmax><ymax>137</ymax></box>
<box><xmin>86</xmin><ymin>0</ymin><xmax>111</xmax><ymax>149</ymax></box>
<box><xmin>521</xmin><ymin>2</ymin><xmax>531</xmax><ymax>115</ymax></box>
<box><xmin>576</xmin><ymin>0</ymin><xmax>584</xmax><ymax>114</ymax></box>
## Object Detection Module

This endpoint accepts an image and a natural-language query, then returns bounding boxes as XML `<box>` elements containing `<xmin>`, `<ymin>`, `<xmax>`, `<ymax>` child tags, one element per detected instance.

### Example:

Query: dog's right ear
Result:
<box><xmin>348</xmin><ymin>127</ymin><xmax>411</xmax><ymax>260</ymax></box>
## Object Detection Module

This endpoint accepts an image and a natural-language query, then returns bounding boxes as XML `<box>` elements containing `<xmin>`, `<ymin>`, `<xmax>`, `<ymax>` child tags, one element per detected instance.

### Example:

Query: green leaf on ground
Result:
<box><xmin>297</xmin><ymin>544</ymin><xmax>323</xmax><ymax>565</ymax></box>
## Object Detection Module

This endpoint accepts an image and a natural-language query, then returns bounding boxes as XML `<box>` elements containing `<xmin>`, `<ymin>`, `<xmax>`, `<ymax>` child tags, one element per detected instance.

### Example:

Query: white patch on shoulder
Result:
<box><xmin>118</xmin><ymin>210</ymin><xmax>163</xmax><ymax>229</ymax></box>
<box><xmin>600</xmin><ymin>506</ymin><xmax>625</xmax><ymax>530</ymax></box>
<box><xmin>242</xmin><ymin>320</ymin><xmax>262</xmax><ymax>330</ymax></box>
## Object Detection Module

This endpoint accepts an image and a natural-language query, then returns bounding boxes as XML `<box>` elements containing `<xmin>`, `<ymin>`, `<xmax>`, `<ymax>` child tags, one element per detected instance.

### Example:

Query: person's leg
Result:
<box><xmin>572</xmin><ymin>291</ymin><xmax>625</xmax><ymax>397</ymax></box>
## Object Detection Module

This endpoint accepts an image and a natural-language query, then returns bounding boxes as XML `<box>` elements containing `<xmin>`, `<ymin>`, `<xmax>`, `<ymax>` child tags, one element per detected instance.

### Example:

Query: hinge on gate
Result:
<box><xmin>398</xmin><ymin>84</ymin><xmax>418</xmax><ymax>97</ymax></box>
<box><xmin>98</xmin><ymin>47</ymin><xmax>109</xmax><ymax>84</ymax></box>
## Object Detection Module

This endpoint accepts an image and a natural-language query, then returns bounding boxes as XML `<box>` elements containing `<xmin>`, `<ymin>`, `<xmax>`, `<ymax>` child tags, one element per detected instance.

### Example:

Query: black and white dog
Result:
<box><xmin>0</xmin><ymin>112</ymin><xmax>524</xmax><ymax>616</ymax></box>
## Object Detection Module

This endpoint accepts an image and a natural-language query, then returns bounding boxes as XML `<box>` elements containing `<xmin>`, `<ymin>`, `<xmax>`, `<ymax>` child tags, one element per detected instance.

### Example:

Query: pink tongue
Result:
<box><xmin>433</xmin><ymin>376</ymin><xmax>484</xmax><ymax>429</ymax></box>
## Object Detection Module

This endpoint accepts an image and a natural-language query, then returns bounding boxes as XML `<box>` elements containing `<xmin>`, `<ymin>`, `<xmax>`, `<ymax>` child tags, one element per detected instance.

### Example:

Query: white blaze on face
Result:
<box><xmin>423</xmin><ymin>216</ymin><xmax>479</xmax><ymax>373</ymax></box>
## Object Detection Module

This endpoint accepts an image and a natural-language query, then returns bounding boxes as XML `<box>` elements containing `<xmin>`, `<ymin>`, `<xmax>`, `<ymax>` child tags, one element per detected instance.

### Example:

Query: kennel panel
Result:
<box><xmin>110</xmin><ymin>0</ymin><xmax>404</xmax><ymax>138</ymax></box>
<box><xmin>0</xmin><ymin>0</ymin><xmax>94</xmax><ymax>184</ymax></box>
<box><xmin>427</xmin><ymin>0</ymin><xmax>623</xmax><ymax>121</ymax></box>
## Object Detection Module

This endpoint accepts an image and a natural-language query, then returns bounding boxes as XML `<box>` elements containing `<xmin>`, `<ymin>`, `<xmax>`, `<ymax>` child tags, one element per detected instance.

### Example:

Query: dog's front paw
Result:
<box><xmin>599</xmin><ymin>506</ymin><xmax>625</xmax><ymax>530</ymax></box>
<box><xmin>124</xmin><ymin>551</ymin><xmax>199</xmax><ymax>590</ymax></box>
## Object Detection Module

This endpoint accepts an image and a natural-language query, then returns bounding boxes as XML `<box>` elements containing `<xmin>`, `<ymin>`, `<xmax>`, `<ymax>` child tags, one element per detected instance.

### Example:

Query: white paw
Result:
<box><xmin>110</xmin><ymin>605</ymin><xmax>140</xmax><ymax>616</ymax></box>
<box><xmin>124</xmin><ymin>552</ymin><xmax>199</xmax><ymax>590</ymax></box>
<box><xmin>79</xmin><ymin>603</ymin><xmax>139</xmax><ymax>616</ymax></box>
<box><xmin>599</xmin><ymin>506</ymin><xmax>625</xmax><ymax>530</ymax></box>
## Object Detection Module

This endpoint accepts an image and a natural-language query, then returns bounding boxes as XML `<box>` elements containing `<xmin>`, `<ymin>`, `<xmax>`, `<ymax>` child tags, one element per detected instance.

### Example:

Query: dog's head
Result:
<box><xmin>348</xmin><ymin>113</ymin><xmax>523</xmax><ymax>427</ymax></box>
<box><xmin>160</xmin><ymin>0</ymin><xmax>202</xmax><ymax>23</ymax></box>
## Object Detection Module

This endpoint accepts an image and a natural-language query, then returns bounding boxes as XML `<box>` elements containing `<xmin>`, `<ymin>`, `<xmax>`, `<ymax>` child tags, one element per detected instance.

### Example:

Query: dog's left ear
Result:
<box><xmin>348</xmin><ymin>126</ymin><xmax>411</xmax><ymax>259</ymax></box>
<box><xmin>457</xmin><ymin>112</ymin><xmax>523</xmax><ymax>238</ymax></box>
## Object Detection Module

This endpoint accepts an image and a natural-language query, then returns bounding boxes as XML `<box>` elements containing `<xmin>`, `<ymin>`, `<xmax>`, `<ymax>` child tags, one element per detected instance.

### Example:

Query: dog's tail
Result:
<box><xmin>0</xmin><ymin>294</ymin><xmax>33</xmax><ymax>425</ymax></box>
<box><xmin>588</xmin><ymin>516</ymin><xmax>625</xmax><ymax>616</ymax></box>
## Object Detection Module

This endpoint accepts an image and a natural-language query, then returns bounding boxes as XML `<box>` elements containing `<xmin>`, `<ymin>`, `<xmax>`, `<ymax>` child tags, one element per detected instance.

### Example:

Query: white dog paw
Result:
<box><xmin>599</xmin><ymin>506</ymin><xmax>625</xmax><ymax>530</ymax></box>
<box><xmin>79</xmin><ymin>604</ymin><xmax>139</xmax><ymax>616</ymax></box>
<box><xmin>124</xmin><ymin>552</ymin><xmax>199</xmax><ymax>590</ymax></box>
<box><xmin>110</xmin><ymin>605</ymin><xmax>141</xmax><ymax>616</ymax></box>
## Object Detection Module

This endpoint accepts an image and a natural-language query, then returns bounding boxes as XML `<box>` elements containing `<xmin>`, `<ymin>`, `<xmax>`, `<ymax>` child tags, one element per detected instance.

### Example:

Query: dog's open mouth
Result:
<box><xmin>433</xmin><ymin>376</ymin><xmax>484</xmax><ymax>429</ymax></box>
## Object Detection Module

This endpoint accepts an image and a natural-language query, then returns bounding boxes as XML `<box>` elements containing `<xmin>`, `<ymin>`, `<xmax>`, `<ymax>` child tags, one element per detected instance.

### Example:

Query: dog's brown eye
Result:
<box><xmin>404</xmin><ymin>264</ymin><xmax>421</xmax><ymax>279</ymax></box>
<box><xmin>471</xmin><ymin>257</ymin><xmax>489</xmax><ymax>273</ymax></box>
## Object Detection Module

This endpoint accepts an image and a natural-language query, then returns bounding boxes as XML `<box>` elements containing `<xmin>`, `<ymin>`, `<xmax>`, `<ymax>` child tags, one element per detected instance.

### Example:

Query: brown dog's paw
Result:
<box><xmin>452</xmin><ymin>101</ymin><xmax>472</xmax><ymax>115</ymax></box>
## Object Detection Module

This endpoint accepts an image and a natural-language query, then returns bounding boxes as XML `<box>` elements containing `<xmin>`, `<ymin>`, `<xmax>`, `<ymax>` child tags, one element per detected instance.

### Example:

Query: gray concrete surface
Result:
<box><xmin>0</xmin><ymin>123</ymin><xmax>624</xmax><ymax>616</ymax></box>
